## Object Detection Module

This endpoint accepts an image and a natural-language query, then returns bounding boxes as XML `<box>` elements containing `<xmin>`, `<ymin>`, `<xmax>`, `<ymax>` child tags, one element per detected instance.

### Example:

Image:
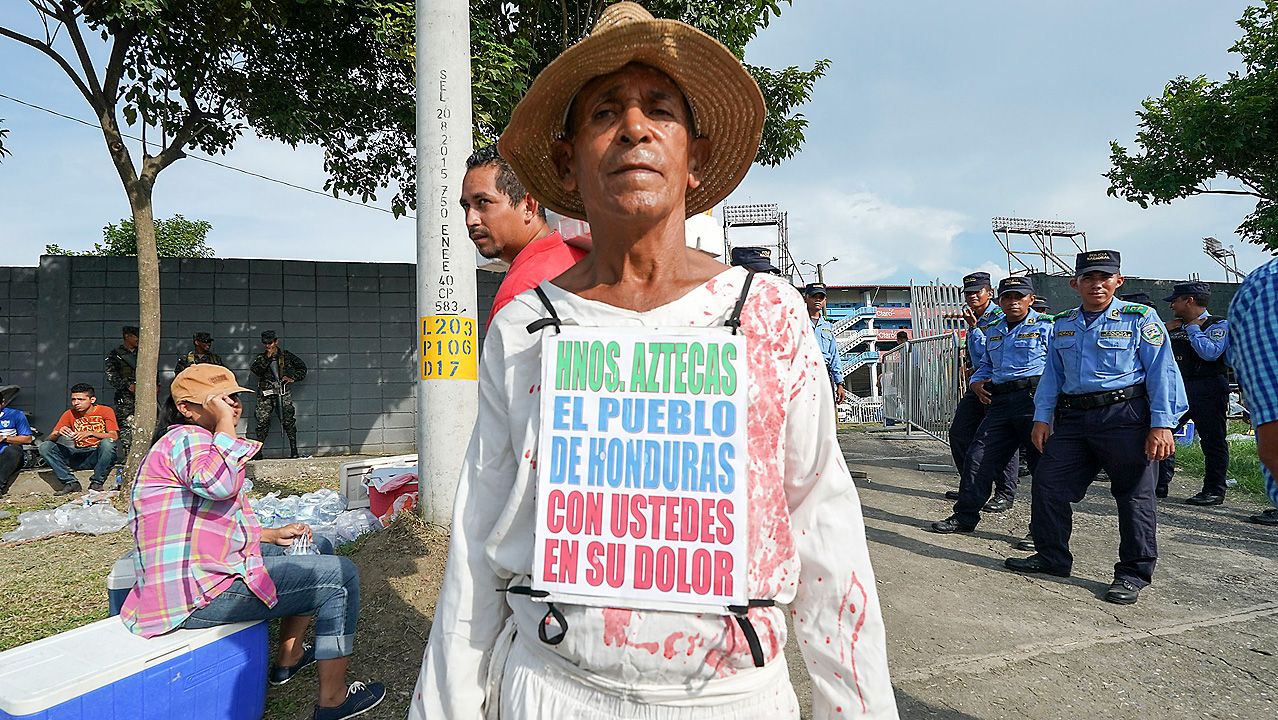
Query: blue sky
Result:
<box><xmin>1</xmin><ymin>0</ymin><xmax>1274</xmax><ymax>286</ymax></box>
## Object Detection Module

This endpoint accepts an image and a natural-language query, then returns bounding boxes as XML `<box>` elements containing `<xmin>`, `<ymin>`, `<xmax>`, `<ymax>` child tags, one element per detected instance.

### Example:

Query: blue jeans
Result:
<box><xmin>181</xmin><ymin>540</ymin><xmax>359</xmax><ymax>660</ymax></box>
<box><xmin>37</xmin><ymin>439</ymin><xmax>116</xmax><ymax>485</ymax></box>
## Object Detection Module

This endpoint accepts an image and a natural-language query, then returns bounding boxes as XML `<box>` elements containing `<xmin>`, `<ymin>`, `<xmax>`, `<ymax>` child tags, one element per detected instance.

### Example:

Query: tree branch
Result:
<box><xmin>102</xmin><ymin>23</ymin><xmax>137</xmax><ymax>104</ymax></box>
<box><xmin>1191</xmin><ymin>187</ymin><xmax>1265</xmax><ymax>199</ymax></box>
<box><xmin>0</xmin><ymin>25</ymin><xmax>94</xmax><ymax>104</ymax></box>
<box><xmin>57</xmin><ymin>1</ymin><xmax>106</xmax><ymax>101</ymax></box>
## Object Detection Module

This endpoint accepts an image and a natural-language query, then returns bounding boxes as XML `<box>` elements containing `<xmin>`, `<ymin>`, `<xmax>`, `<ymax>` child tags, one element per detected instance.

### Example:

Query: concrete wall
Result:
<box><xmin>1027</xmin><ymin>273</ymin><xmax>1241</xmax><ymax>322</ymax></box>
<box><xmin>0</xmin><ymin>256</ymin><xmax>502</xmax><ymax>458</ymax></box>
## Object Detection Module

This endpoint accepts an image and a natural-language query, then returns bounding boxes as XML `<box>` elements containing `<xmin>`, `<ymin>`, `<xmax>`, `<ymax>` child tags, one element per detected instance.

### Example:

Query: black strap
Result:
<box><xmin>500</xmin><ymin>586</ymin><xmax>567</xmax><ymax>645</ymax></box>
<box><xmin>726</xmin><ymin>599</ymin><xmax>776</xmax><ymax>667</ymax></box>
<box><xmin>724</xmin><ymin>271</ymin><xmax>756</xmax><ymax>335</ymax></box>
<box><xmin>526</xmin><ymin>285</ymin><xmax>563</xmax><ymax>335</ymax></box>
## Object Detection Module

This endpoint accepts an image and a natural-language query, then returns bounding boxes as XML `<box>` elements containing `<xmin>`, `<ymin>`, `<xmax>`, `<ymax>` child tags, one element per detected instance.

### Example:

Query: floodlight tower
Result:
<box><xmin>723</xmin><ymin>203</ymin><xmax>800</xmax><ymax>282</ymax></box>
<box><xmin>1202</xmin><ymin>237</ymin><xmax>1245</xmax><ymax>282</ymax></box>
<box><xmin>992</xmin><ymin>216</ymin><xmax>1087</xmax><ymax>275</ymax></box>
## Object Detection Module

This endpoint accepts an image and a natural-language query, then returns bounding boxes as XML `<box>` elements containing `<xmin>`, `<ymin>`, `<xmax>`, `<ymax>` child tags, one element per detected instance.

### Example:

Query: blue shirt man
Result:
<box><xmin>1009</xmin><ymin>249</ymin><xmax>1188</xmax><ymax>605</ymax></box>
<box><xmin>0</xmin><ymin>386</ymin><xmax>34</xmax><ymax>495</ymax></box>
<box><xmin>802</xmin><ymin>283</ymin><xmax>846</xmax><ymax>403</ymax></box>
<box><xmin>934</xmin><ymin>276</ymin><xmax>1051</xmax><ymax>531</ymax></box>
<box><xmin>1158</xmin><ymin>281</ymin><xmax>1232</xmax><ymax>504</ymax></box>
<box><xmin>1226</xmin><ymin>258</ymin><xmax>1278</xmax><ymax>526</ymax></box>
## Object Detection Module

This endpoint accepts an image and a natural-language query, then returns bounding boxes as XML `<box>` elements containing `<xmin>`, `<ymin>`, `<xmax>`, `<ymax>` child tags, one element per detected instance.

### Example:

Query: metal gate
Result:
<box><xmin>879</xmin><ymin>333</ymin><xmax>963</xmax><ymax>443</ymax></box>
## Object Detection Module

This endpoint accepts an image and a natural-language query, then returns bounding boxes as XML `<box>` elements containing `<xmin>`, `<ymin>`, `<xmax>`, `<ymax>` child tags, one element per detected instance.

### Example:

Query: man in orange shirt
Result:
<box><xmin>38</xmin><ymin>383</ymin><xmax>119</xmax><ymax>494</ymax></box>
<box><xmin>463</xmin><ymin>146</ymin><xmax>587</xmax><ymax>328</ymax></box>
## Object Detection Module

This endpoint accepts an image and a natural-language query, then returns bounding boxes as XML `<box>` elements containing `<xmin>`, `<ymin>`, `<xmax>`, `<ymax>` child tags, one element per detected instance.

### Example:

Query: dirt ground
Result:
<box><xmin>2</xmin><ymin>431</ymin><xmax>1275</xmax><ymax>719</ymax></box>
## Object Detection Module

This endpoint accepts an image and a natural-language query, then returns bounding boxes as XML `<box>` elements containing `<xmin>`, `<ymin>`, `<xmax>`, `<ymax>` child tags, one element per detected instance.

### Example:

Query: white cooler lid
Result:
<box><xmin>0</xmin><ymin>617</ymin><xmax>260</xmax><ymax>715</ymax></box>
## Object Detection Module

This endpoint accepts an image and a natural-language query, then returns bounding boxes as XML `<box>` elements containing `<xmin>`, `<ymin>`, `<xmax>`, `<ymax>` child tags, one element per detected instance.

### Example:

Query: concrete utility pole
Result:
<box><xmin>416</xmin><ymin>0</ymin><xmax>477</xmax><ymax>525</ymax></box>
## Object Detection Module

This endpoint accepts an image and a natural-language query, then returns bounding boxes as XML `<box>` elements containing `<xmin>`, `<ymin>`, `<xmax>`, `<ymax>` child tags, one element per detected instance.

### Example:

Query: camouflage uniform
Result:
<box><xmin>105</xmin><ymin>339</ymin><xmax>138</xmax><ymax>460</ymax></box>
<box><xmin>249</xmin><ymin>341</ymin><xmax>307</xmax><ymax>456</ymax></box>
<box><xmin>174</xmin><ymin>350</ymin><xmax>225</xmax><ymax>375</ymax></box>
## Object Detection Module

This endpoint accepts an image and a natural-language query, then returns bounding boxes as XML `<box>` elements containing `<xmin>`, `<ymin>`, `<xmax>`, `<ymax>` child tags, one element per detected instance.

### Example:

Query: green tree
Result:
<box><xmin>46</xmin><ymin>215</ymin><xmax>215</xmax><ymax>258</ymax></box>
<box><xmin>363</xmin><ymin>0</ymin><xmax>829</xmax><ymax>167</ymax></box>
<box><xmin>1107</xmin><ymin>1</ymin><xmax>1278</xmax><ymax>251</ymax></box>
<box><xmin>0</xmin><ymin>1</ymin><xmax>413</xmax><ymax>478</ymax></box>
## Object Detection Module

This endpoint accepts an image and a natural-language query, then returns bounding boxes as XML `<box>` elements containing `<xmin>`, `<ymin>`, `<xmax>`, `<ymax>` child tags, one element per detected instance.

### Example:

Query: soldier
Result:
<box><xmin>803</xmin><ymin>282</ymin><xmax>847</xmax><ymax>403</ymax></box>
<box><xmin>1008</xmin><ymin>250</ymin><xmax>1187</xmax><ymax>605</ymax></box>
<box><xmin>1158</xmin><ymin>282</ymin><xmax>1231</xmax><ymax>504</ymax></box>
<box><xmin>250</xmin><ymin>330</ymin><xmax>307</xmax><ymax>458</ymax></box>
<box><xmin>174</xmin><ymin>331</ymin><xmax>225</xmax><ymax>375</ymax></box>
<box><xmin>933</xmin><ymin>276</ymin><xmax>1052</xmax><ymax>532</ymax></box>
<box><xmin>946</xmin><ymin>272</ymin><xmax>1019</xmax><ymax>508</ymax></box>
<box><xmin>104</xmin><ymin>325</ymin><xmax>139</xmax><ymax>460</ymax></box>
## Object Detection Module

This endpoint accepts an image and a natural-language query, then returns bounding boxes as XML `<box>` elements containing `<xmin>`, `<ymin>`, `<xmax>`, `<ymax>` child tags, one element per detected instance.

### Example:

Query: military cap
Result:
<box><xmin>1119</xmin><ymin>292</ymin><xmax>1152</xmax><ymax>305</ymax></box>
<box><xmin>961</xmin><ymin>272</ymin><xmax>992</xmax><ymax>292</ymax></box>
<box><xmin>729</xmin><ymin>246</ymin><xmax>781</xmax><ymax>274</ymax></box>
<box><xmin>261</xmin><ymin>330</ymin><xmax>278</xmax><ymax>343</ymax></box>
<box><xmin>122</xmin><ymin>325</ymin><xmax>140</xmax><ymax>336</ymax></box>
<box><xmin>802</xmin><ymin>282</ymin><xmax>828</xmax><ymax>297</ymax></box>
<box><xmin>193</xmin><ymin>331</ymin><xmax>214</xmax><ymax>343</ymax></box>
<box><xmin>1162</xmin><ymin>281</ymin><xmax>1211</xmax><ymax>303</ymax></box>
<box><xmin>1030</xmin><ymin>297</ymin><xmax>1050</xmax><ymax>313</ymax></box>
<box><xmin>998</xmin><ymin>276</ymin><xmax>1034</xmax><ymax>296</ymax></box>
<box><xmin>1075</xmin><ymin>249</ymin><xmax>1121</xmax><ymax>276</ymax></box>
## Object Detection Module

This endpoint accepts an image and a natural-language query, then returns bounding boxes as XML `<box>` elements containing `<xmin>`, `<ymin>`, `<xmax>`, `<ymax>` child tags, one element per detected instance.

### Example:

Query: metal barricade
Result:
<box><xmin>879</xmin><ymin>333</ymin><xmax>963</xmax><ymax>444</ymax></box>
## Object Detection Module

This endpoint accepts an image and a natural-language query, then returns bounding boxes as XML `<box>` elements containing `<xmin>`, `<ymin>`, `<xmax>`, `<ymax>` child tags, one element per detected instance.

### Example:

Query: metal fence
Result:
<box><xmin>879</xmin><ymin>333</ymin><xmax>964</xmax><ymax>443</ymax></box>
<box><xmin>909</xmin><ymin>282</ymin><xmax>965</xmax><ymax>337</ymax></box>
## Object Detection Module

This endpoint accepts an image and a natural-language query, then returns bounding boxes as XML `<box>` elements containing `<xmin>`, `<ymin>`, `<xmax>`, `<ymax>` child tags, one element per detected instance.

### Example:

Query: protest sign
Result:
<box><xmin>532</xmin><ymin>326</ymin><xmax>749</xmax><ymax>613</ymax></box>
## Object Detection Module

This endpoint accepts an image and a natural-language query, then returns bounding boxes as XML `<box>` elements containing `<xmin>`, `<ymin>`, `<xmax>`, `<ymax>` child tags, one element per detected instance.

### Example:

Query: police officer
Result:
<box><xmin>933</xmin><ymin>276</ymin><xmax>1052</xmax><ymax>532</ymax></box>
<box><xmin>104</xmin><ymin>325</ymin><xmax>139</xmax><ymax>460</ymax></box>
<box><xmin>250</xmin><ymin>330</ymin><xmax>308</xmax><ymax>458</ymax></box>
<box><xmin>803</xmin><ymin>282</ymin><xmax>847</xmax><ymax>404</ymax></box>
<box><xmin>1119</xmin><ymin>292</ymin><xmax>1152</xmax><ymax>305</ymax></box>
<box><xmin>1158</xmin><ymin>281</ymin><xmax>1230</xmax><ymax>504</ymax></box>
<box><xmin>174</xmin><ymin>332</ymin><xmax>226</xmax><ymax>375</ymax></box>
<box><xmin>1030</xmin><ymin>297</ymin><xmax>1051</xmax><ymax>316</ymax></box>
<box><xmin>946</xmin><ymin>272</ymin><xmax>1019</xmax><ymax>505</ymax></box>
<box><xmin>1007</xmin><ymin>250</ymin><xmax>1187</xmax><ymax>605</ymax></box>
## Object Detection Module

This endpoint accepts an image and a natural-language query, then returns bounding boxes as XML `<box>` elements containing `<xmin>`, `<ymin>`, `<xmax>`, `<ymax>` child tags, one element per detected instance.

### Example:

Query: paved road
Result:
<box><xmin>785</xmin><ymin>430</ymin><xmax>1277</xmax><ymax>719</ymax></box>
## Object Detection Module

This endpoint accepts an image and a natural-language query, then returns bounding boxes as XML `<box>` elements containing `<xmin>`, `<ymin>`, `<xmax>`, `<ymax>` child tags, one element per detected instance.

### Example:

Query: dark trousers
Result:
<box><xmin>0</xmin><ymin>444</ymin><xmax>24</xmax><ymax>494</ymax></box>
<box><xmin>953</xmin><ymin>389</ymin><xmax>1041</xmax><ymax>526</ymax></box>
<box><xmin>949</xmin><ymin>389</ymin><xmax>1018</xmax><ymax>497</ymax></box>
<box><xmin>1030</xmin><ymin>396</ymin><xmax>1158</xmax><ymax>587</ymax></box>
<box><xmin>1157</xmin><ymin>375</ymin><xmax>1230</xmax><ymax>496</ymax></box>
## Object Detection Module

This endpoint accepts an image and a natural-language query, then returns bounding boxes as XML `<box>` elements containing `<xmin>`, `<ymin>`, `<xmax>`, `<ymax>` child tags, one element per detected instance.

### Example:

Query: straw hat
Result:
<box><xmin>498</xmin><ymin>1</ymin><xmax>765</xmax><ymax>221</ymax></box>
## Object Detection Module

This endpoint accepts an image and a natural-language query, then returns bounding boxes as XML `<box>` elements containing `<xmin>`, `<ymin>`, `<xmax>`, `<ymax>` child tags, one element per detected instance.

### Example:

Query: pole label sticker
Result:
<box><xmin>421</xmin><ymin>315</ymin><xmax>477</xmax><ymax>380</ymax></box>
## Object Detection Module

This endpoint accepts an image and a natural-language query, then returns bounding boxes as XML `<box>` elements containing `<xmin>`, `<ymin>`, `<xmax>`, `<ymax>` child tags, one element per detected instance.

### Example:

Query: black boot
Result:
<box><xmin>288</xmin><ymin>437</ymin><xmax>299</xmax><ymax>459</ymax></box>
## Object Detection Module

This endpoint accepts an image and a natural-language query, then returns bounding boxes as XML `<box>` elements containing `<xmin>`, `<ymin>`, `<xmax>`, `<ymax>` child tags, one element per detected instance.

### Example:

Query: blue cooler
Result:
<box><xmin>107</xmin><ymin>552</ymin><xmax>136</xmax><ymax>616</ymax></box>
<box><xmin>0</xmin><ymin>618</ymin><xmax>267</xmax><ymax>720</ymax></box>
<box><xmin>1174</xmin><ymin>420</ymin><xmax>1196</xmax><ymax>446</ymax></box>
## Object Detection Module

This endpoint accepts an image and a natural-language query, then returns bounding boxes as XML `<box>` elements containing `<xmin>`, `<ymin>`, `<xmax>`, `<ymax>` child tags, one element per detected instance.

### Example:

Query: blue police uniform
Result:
<box><xmin>1022</xmin><ymin>254</ymin><xmax>1188</xmax><ymax>593</ymax></box>
<box><xmin>1157</xmin><ymin>283</ymin><xmax>1231</xmax><ymax>501</ymax></box>
<box><xmin>948</xmin><ymin>289</ymin><xmax>1019</xmax><ymax>499</ymax></box>
<box><xmin>948</xmin><ymin>303</ymin><xmax>1053</xmax><ymax>527</ymax></box>
<box><xmin>812</xmin><ymin>316</ymin><xmax>845</xmax><ymax>390</ymax></box>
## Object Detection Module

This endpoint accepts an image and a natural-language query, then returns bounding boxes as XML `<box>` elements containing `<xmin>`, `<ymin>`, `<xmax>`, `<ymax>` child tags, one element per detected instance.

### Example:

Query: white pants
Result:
<box><xmin>496</xmin><ymin>632</ymin><xmax>801</xmax><ymax>720</ymax></box>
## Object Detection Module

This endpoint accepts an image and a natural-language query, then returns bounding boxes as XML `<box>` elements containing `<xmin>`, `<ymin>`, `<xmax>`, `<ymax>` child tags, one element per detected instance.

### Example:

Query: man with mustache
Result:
<box><xmin>462</xmin><ymin>146</ymin><xmax>588</xmax><ymax>329</ymax></box>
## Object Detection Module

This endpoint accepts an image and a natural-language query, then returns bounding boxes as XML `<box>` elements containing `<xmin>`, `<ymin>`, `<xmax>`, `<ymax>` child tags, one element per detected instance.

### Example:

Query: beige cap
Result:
<box><xmin>171</xmin><ymin>364</ymin><xmax>254</xmax><ymax>404</ymax></box>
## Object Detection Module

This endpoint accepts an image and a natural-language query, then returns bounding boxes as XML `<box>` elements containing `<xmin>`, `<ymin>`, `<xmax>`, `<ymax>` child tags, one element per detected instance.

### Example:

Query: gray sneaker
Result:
<box><xmin>54</xmin><ymin>482</ymin><xmax>83</xmax><ymax>496</ymax></box>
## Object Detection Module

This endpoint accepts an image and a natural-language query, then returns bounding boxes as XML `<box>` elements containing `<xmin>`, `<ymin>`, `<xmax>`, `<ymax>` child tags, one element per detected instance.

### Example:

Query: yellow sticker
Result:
<box><xmin>421</xmin><ymin>315</ymin><xmax>478</xmax><ymax>380</ymax></box>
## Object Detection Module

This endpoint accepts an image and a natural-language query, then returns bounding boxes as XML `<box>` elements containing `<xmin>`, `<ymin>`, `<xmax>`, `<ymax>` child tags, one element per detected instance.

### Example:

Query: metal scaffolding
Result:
<box><xmin>992</xmin><ymin>216</ymin><xmax>1087</xmax><ymax>276</ymax></box>
<box><xmin>722</xmin><ymin>203</ymin><xmax>801</xmax><ymax>282</ymax></box>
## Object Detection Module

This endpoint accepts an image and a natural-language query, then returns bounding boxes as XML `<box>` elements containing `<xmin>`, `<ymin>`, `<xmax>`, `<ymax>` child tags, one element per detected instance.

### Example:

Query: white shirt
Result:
<box><xmin>410</xmin><ymin>267</ymin><xmax>897</xmax><ymax>719</ymax></box>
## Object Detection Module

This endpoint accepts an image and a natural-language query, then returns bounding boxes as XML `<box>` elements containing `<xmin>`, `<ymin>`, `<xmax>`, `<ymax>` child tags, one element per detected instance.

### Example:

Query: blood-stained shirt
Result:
<box><xmin>410</xmin><ymin>267</ymin><xmax>897</xmax><ymax>719</ymax></box>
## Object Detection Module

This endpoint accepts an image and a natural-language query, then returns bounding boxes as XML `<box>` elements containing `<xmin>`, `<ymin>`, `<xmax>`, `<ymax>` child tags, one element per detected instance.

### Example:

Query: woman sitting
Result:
<box><xmin>120</xmin><ymin>364</ymin><xmax>384</xmax><ymax>720</ymax></box>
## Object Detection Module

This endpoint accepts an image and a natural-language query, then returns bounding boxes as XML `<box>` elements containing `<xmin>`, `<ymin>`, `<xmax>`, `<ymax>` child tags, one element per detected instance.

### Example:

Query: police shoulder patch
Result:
<box><xmin>1208</xmin><ymin>325</ymin><xmax>1227</xmax><ymax>340</ymax></box>
<box><xmin>1054</xmin><ymin>309</ymin><xmax>1078</xmax><ymax>323</ymax></box>
<box><xmin>1141</xmin><ymin>322</ymin><xmax>1165</xmax><ymax>346</ymax></box>
<box><xmin>1121</xmin><ymin>304</ymin><xmax>1151</xmax><ymax>316</ymax></box>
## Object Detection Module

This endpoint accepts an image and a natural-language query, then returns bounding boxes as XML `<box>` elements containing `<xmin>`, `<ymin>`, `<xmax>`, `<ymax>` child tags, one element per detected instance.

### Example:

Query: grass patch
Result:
<box><xmin>1174</xmin><ymin>421</ymin><xmax>1267</xmax><ymax>499</ymax></box>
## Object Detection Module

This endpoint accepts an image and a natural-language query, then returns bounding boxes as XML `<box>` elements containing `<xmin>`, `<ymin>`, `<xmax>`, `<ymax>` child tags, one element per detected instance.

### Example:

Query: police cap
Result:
<box><xmin>803</xmin><ymin>282</ymin><xmax>828</xmax><ymax>297</ymax></box>
<box><xmin>1030</xmin><ymin>297</ymin><xmax>1050</xmax><ymax>312</ymax></box>
<box><xmin>1075</xmin><ymin>249</ymin><xmax>1121</xmax><ymax>276</ymax></box>
<box><xmin>1119</xmin><ymin>292</ymin><xmax>1152</xmax><ymax>305</ymax></box>
<box><xmin>729</xmin><ymin>246</ymin><xmax>781</xmax><ymax>274</ymax></box>
<box><xmin>193</xmin><ymin>331</ymin><xmax>214</xmax><ymax>343</ymax></box>
<box><xmin>961</xmin><ymin>272</ymin><xmax>992</xmax><ymax>293</ymax></box>
<box><xmin>997</xmin><ymin>276</ymin><xmax>1034</xmax><ymax>296</ymax></box>
<box><xmin>1162</xmin><ymin>281</ymin><xmax>1211</xmax><ymax>303</ymax></box>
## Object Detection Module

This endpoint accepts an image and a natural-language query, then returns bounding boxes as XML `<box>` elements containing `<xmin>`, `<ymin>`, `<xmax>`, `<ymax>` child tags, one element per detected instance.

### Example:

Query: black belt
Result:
<box><xmin>988</xmin><ymin>377</ymin><xmax>1039</xmax><ymax>395</ymax></box>
<box><xmin>1057</xmin><ymin>384</ymin><xmax>1146</xmax><ymax>410</ymax></box>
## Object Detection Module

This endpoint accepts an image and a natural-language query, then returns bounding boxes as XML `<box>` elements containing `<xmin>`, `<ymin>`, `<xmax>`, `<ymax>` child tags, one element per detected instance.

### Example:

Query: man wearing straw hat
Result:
<box><xmin>410</xmin><ymin>3</ymin><xmax>896</xmax><ymax>719</ymax></box>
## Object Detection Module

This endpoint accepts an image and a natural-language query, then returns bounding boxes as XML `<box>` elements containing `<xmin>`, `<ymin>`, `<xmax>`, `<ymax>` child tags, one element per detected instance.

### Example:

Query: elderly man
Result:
<box><xmin>463</xmin><ymin>145</ymin><xmax>587</xmax><ymax>327</ymax></box>
<box><xmin>410</xmin><ymin>4</ymin><xmax>896</xmax><ymax>719</ymax></box>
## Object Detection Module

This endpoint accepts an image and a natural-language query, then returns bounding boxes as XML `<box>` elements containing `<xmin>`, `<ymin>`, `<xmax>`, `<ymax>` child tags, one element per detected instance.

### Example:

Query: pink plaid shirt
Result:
<box><xmin>120</xmin><ymin>425</ymin><xmax>275</xmax><ymax>638</ymax></box>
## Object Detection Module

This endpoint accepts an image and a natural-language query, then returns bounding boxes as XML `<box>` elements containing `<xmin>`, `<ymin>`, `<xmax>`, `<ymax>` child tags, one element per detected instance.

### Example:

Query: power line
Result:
<box><xmin>0</xmin><ymin>91</ymin><xmax>414</xmax><ymax>219</ymax></box>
